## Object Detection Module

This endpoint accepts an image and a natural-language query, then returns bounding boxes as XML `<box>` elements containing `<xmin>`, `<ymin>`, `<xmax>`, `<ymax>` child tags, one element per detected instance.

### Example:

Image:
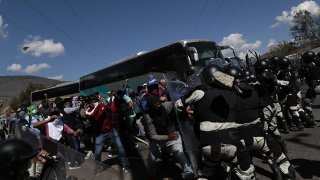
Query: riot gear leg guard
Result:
<box><xmin>275</xmin><ymin>153</ymin><xmax>296</xmax><ymax>180</ymax></box>
<box><xmin>233</xmin><ymin>164</ymin><xmax>256</xmax><ymax>180</ymax></box>
<box><xmin>289</xmin><ymin>107</ymin><xmax>304</xmax><ymax>131</ymax></box>
<box><xmin>298</xmin><ymin>110</ymin><xmax>315</xmax><ymax>128</ymax></box>
<box><xmin>302</xmin><ymin>97</ymin><xmax>315</xmax><ymax>121</ymax></box>
<box><xmin>267</xmin><ymin>155</ymin><xmax>283</xmax><ymax>180</ymax></box>
<box><xmin>274</xmin><ymin>102</ymin><xmax>289</xmax><ymax>133</ymax></box>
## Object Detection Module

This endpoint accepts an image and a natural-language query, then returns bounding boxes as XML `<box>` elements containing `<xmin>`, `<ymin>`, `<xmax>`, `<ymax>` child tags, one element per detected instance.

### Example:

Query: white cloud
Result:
<box><xmin>24</xmin><ymin>63</ymin><xmax>51</xmax><ymax>74</ymax></box>
<box><xmin>7</xmin><ymin>64</ymin><xmax>22</xmax><ymax>72</ymax></box>
<box><xmin>7</xmin><ymin>63</ymin><xmax>51</xmax><ymax>74</ymax></box>
<box><xmin>48</xmin><ymin>75</ymin><xmax>63</xmax><ymax>80</ymax></box>
<box><xmin>0</xmin><ymin>15</ymin><xmax>9</xmax><ymax>39</ymax></box>
<box><xmin>267</xmin><ymin>39</ymin><xmax>278</xmax><ymax>49</ymax></box>
<box><xmin>220</xmin><ymin>33</ymin><xmax>261</xmax><ymax>59</ymax></box>
<box><xmin>271</xmin><ymin>0</ymin><xmax>320</xmax><ymax>28</ymax></box>
<box><xmin>21</xmin><ymin>35</ymin><xmax>65</xmax><ymax>57</ymax></box>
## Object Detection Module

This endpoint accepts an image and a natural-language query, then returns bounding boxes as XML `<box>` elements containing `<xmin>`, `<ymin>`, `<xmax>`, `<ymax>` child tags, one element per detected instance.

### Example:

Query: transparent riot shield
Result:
<box><xmin>10</xmin><ymin>123</ymin><xmax>120</xmax><ymax>180</ymax></box>
<box><xmin>164</xmin><ymin>71</ymin><xmax>203</xmax><ymax>176</ymax></box>
<box><xmin>0</xmin><ymin>118</ymin><xmax>7</xmax><ymax>142</ymax></box>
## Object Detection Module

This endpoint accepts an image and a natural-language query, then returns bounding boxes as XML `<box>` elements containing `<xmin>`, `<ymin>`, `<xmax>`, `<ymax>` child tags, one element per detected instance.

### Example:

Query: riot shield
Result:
<box><xmin>0</xmin><ymin>118</ymin><xmax>7</xmax><ymax>141</ymax></box>
<box><xmin>10</xmin><ymin>123</ymin><xmax>120</xmax><ymax>180</ymax></box>
<box><xmin>164</xmin><ymin>71</ymin><xmax>202</xmax><ymax>176</ymax></box>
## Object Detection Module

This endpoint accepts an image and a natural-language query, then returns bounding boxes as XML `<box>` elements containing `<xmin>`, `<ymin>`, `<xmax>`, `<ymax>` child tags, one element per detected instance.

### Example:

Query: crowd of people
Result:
<box><xmin>0</xmin><ymin>50</ymin><xmax>319</xmax><ymax>180</ymax></box>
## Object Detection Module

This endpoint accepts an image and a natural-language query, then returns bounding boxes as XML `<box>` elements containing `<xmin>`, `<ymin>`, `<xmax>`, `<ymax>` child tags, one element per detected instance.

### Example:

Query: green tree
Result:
<box><xmin>9</xmin><ymin>97</ymin><xmax>20</xmax><ymax>112</ymax></box>
<box><xmin>9</xmin><ymin>82</ymin><xmax>45</xmax><ymax>110</ymax></box>
<box><xmin>290</xmin><ymin>10</ymin><xmax>320</xmax><ymax>44</ymax></box>
<box><xmin>267</xmin><ymin>41</ymin><xmax>297</xmax><ymax>57</ymax></box>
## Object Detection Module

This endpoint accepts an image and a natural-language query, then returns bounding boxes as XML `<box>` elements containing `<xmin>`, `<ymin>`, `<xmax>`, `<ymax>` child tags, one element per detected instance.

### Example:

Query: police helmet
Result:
<box><xmin>200</xmin><ymin>64</ymin><xmax>222</xmax><ymax>85</ymax></box>
<box><xmin>271</xmin><ymin>56</ymin><xmax>279</xmax><ymax>64</ymax></box>
<box><xmin>302</xmin><ymin>51</ymin><xmax>316</xmax><ymax>64</ymax></box>
<box><xmin>278</xmin><ymin>57</ymin><xmax>290</xmax><ymax>69</ymax></box>
<box><xmin>224</xmin><ymin>65</ymin><xmax>243</xmax><ymax>79</ymax></box>
<box><xmin>0</xmin><ymin>139</ymin><xmax>38</xmax><ymax>176</ymax></box>
<box><xmin>254</xmin><ymin>59</ymin><xmax>270</xmax><ymax>73</ymax></box>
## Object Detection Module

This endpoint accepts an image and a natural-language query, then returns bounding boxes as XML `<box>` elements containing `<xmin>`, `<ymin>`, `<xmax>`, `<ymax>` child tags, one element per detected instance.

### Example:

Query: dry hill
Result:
<box><xmin>0</xmin><ymin>76</ymin><xmax>62</xmax><ymax>109</ymax></box>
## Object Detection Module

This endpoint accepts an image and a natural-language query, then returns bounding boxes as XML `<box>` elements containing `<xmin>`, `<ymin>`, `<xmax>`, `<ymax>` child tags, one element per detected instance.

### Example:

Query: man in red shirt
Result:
<box><xmin>85</xmin><ymin>95</ymin><xmax>130</xmax><ymax>174</ymax></box>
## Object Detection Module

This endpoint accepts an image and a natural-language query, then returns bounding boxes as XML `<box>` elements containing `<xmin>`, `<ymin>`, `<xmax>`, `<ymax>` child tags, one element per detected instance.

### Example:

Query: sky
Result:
<box><xmin>0</xmin><ymin>0</ymin><xmax>319</xmax><ymax>81</ymax></box>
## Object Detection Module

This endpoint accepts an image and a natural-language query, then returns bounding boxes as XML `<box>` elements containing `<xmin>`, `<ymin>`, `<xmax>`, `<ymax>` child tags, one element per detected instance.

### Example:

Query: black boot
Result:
<box><xmin>268</xmin><ymin>161</ymin><xmax>283</xmax><ymax>180</ymax></box>
<box><xmin>299</xmin><ymin>111</ymin><xmax>316</xmax><ymax>128</ymax></box>
<box><xmin>279</xmin><ymin>118</ymin><xmax>290</xmax><ymax>133</ymax></box>
<box><xmin>282</xmin><ymin>165</ymin><xmax>296</xmax><ymax>180</ymax></box>
<box><xmin>292</xmin><ymin>116</ymin><xmax>304</xmax><ymax>131</ymax></box>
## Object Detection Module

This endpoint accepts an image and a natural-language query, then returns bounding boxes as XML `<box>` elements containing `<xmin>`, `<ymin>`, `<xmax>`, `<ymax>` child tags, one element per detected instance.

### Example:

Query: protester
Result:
<box><xmin>85</xmin><ymin>95</ymin><xmax>131</xmax><ymax>175</ymax></box>
<box><xmin>141</xmin><ymin>75</ymin><xmax>194</xmax><ymax>179</ymax></box>
<box><xmin>116</xmin><ymin>89</ymin><xmax>139</xmax><ymax>150</ymax></box>
<box><xmin>38</xmin><ymin>99</ymin><xmax>52</xmax><ymax>119</ymax></box>
<box><xmin>159</xmin><ymin>78</ymin><xmax>171</xmax><ymax>101</ymax></box>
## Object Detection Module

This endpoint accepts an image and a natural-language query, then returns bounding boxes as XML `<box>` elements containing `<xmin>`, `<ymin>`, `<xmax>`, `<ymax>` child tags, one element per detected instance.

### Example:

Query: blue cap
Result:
<box><xmin>146</xmin><ymin>75</ymin><xmax>158</xmax><ymax>86</ymax></box>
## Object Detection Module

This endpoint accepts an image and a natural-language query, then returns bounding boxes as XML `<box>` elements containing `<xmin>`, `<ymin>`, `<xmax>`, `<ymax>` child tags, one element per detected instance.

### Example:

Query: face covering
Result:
<box><xmin>32</xmin><ymin>109</ymin><xmax>38</xmax><ymax>114</ymax></box>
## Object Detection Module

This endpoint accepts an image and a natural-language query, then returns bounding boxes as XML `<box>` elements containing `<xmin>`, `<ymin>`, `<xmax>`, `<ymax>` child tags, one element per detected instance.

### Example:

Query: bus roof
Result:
<box><xmin>81</xmin><ymin>39</ymin><xmax>214</xmax><ymax>79</ymax></box>
<box><xmin>32</xmin><ymin>80</ymin><xmax>79</xmax><ymax>93</ymax></box>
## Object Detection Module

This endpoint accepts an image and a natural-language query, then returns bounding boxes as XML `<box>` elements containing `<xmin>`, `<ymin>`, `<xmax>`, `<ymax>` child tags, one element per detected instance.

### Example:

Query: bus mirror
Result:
<box><xmin>187</xmin><ymin>47</ymin><xmax>199</xmax><ymax>63</ymax></box>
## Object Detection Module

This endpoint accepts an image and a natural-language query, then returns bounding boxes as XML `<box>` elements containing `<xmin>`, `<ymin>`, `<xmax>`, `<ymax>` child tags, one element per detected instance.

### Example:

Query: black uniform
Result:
<box><xmin>277</xmin><ymin>61</ymin><xmax>306</xmax><ymax>130</ymax></box>
<box><xmin>301</xmin><ymin>51</ymin><xmax>320</xmax><ymax>123</ymax></box>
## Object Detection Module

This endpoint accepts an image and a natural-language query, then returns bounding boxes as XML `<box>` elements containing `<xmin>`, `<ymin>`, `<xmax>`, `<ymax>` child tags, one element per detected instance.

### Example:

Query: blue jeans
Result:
<box><xmin>65</xmin><ymin>134</ymin><xmax>81</xmax><ymax>166</ymax></box>
<box><xmin>146</xmin><ymin>133</ymin><xmax>194</xmax><ymax>176</ymax></box>
<box><xmin>95</xmin><ymin>128</ymin><xmax>129</xmax><ymax>167</ymax></box>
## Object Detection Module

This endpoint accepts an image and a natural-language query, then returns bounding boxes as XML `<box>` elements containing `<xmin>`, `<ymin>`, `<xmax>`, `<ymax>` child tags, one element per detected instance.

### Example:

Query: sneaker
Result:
<box><xmin>121</xmin><ymin>166</ymin><xmax>131</xmax><ymax>173</ymax></box>
<box><xmin>107</xmin><ymin>153</ymin><xmax>113</xmax><ymax>158</ymax></box>
<box><xmin>134</xmin><ymin>144</ymin><xmax>139</xmax><ymax>148</ymax></box>
<box><xmin>85</xmin><ymin>150</ymin><xmax>93</xmax><ymax>159</ymax></box>
<box><xmin>69</xmin><ymin>164</ymin><xmax>82</xmax><ymax>170</ymax></box>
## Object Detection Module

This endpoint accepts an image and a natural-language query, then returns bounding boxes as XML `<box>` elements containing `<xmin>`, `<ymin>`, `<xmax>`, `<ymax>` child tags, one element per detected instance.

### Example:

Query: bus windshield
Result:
<box><xmin>186</xmin><ymin>42</ymin><xmax>225</xmax><ymax>67</ymax></box>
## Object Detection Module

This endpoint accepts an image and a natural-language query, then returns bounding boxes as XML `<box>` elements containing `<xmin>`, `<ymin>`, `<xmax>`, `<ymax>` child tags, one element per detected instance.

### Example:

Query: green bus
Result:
<box><xmin>31</xmin><ymin>80</ymin><xmax>79</xmax><ymax>104</ymax></box>
<box><xmin>79</xmin><ymin>39</ymin><xmax>233</xmax><ymax>97</ymax></box>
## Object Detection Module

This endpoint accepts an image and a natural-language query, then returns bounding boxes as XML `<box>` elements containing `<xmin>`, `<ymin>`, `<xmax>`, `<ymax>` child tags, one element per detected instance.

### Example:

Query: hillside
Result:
<box><xmin>0</xmin><ymin>76</ymin><xmax>62</xmax><ymax>109</ymax></box>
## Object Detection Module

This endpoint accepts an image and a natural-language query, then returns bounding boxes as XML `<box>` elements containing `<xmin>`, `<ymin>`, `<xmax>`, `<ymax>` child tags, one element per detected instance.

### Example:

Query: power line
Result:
<box><xmin>191</xmin><ymin>0</ymin><xmax>209</xmax><ymax>37</ymax></box>
<box><xmin>62</xmin><ymin>0</ymin><xmax>116</xmax><ymax>59</ymax></box>
<box><xmin>20</xmin><ymin>0</ymin><xmax>104</xmax><ymax>66</ymax></box>
<box><xmin>213</xmin><ymin>0</ymin><xmax>245</xmax><ymax>40</ymax></box>
<box><xmin>202</xmin><ymin>0</ymin><xmax>224</xmax><ymax>38</ymax></box>
<box><xmin>2</xmin><ymin>14</ymin><xmax>98</xmax><ymax>70</ymax></box>
<box><xmin>3</xmin><ymin>15</ymin><xmax>34</xmax><ymax>35</ymax></box>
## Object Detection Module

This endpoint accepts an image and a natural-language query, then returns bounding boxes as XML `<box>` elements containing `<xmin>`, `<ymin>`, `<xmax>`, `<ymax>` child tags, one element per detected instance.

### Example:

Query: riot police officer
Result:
<box><xmin>301</xmin><ymin>51</ymin><xmax>320</xmax><ymax>124</ymax></box>
<box><xmin>176</xmin><ymin>65</ymin><xmax>262</xmax><ymax>179</ymax></box>
<box><xmin>225</xmin><ymin>65</ymin><xmax>296</xmax><ymax>180</ymax></box>
<box><xmin>276</xmin><ymin>58</ymin><xmax>306</xmax><ymax>130</ymax></box>
<box><xmin>0</xmin><ymin>139</ymin><xmax>38</xmax><ymax>179</ymax></box>
<box><xmin>177</xmin><ymin>64</ymin><xmax>296</xmax><ymax>180</ymax></box>
<box><xmin>254</xmin><ymin>59</ymin><xmax>289</xmax><ymax>136</ymax></box>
